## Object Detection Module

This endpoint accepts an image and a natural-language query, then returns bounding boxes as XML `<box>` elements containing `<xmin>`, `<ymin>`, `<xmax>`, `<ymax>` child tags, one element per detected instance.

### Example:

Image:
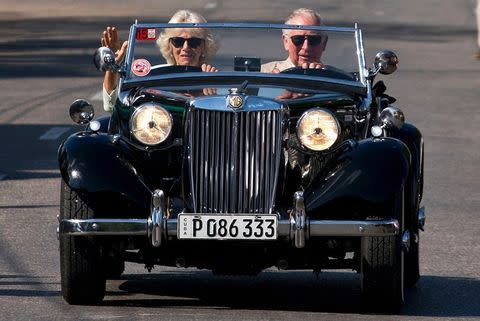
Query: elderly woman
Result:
<box><xmin>101</xmin><ymin>10</ymin><xmax>218</xmax><ymax>111</ymax></box>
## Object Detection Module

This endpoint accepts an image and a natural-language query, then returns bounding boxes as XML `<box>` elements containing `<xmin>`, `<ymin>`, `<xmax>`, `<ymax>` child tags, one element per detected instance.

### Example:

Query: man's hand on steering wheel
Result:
<box><xmin>301</xmin><ymin>62</ymin><xmax>323</xmax><ymax>69</ymax></box>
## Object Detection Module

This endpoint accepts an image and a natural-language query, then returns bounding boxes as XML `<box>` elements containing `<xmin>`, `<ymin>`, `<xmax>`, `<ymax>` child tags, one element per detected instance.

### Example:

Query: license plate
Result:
<box><xmin>177</xmin><ymin>214</ymin><xmax>278</xmax><ymax>240</ymax></box>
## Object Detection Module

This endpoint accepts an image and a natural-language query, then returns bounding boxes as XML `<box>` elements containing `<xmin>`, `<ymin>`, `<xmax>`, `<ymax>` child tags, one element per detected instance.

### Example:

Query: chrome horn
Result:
<box><xmin>379</xmin><ymin>106</ymin><xmax>405</xmax><ymax>130</ymax></box>
<box><xmin>69</xmin><ymin>99</ymin><xmax>94</xmax><ymax>124</ymax></box>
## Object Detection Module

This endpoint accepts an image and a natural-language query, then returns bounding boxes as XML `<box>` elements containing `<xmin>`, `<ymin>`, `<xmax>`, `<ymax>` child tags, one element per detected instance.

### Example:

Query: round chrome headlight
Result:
<box><xmin>130</xmin><ymin>104</ymin><xmax>173</xmax><ymax>145</ymax></box>
<box><xmin>297</xmin><ymin>108</ymin><xmax>340</xmax><ymax>151</ymax></box>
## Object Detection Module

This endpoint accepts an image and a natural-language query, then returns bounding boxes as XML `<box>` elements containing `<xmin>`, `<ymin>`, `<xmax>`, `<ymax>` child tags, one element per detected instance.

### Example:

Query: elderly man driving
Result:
<box><xmin>261</xmin><ymin>8</ymin><xmax>327</xmax><ymax>73</ymax></box>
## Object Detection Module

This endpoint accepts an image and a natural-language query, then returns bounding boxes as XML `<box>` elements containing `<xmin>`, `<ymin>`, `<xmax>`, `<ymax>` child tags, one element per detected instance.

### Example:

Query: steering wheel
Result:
<box><xmin>148</xmin><ymin>65</ymin><xmax>203</xmax><ymax>76</ymax></box>
<box><xmin>280</xmin><ymin>65</ymin><xmax>355</xmax><ymax>81</ymax></box>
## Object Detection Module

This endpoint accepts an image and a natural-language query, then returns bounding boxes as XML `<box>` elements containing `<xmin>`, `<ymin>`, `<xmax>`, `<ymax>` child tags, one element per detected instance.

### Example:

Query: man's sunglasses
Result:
<box><xmin>170</xmin><ymin>37</ymin><xmax>204</xmax><ymax>48</ymax></box>
<box><xmin>290</xmin><ymin>35</ymin><xmax>324</xmax><ymax>47</ymax></box>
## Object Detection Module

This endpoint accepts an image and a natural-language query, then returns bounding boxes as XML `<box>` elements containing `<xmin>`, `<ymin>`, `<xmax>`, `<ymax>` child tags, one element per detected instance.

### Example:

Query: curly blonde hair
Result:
<box><xmin>157</xmin><ymin>10</ymin><xmax>218</xmax><ymax>65</ymax></box>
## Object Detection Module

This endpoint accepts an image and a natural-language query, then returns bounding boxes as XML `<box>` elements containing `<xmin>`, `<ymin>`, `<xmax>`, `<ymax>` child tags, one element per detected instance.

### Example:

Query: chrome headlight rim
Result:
<box><xmin>129</xmin><ymin>103</ymin><xmax>173</xmax><ymax>146</ymax></box>
<box><xmin>296</xmin><ymin>107</ymin><xmax>341</xmax><ymax>152</ymax></box>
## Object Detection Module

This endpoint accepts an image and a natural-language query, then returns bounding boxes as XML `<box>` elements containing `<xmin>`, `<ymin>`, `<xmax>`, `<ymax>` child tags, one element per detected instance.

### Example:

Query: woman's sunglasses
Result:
<box><xmin>170</xmin><ymin>37</ymin><xmax>204</xmax><ymax>49</ymax></box>
<box><xmin>290</xmin><ymin>35</ymin><xmax>323</xmax><ymax>47</ymax></box>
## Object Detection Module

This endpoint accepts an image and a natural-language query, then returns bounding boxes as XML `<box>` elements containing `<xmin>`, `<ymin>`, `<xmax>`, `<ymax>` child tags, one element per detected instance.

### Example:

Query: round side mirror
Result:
<box><xmin>374</xmin><ymin>50</ymin><xmax>398</xmax><ymax>75</ymax></box>
<box><xmin>380</xmin><ymin>106</ymin><xmax>405</xmax><ymax>130</ymax></box>
<box><xmin>69</xmin><ymin>99</ymin><xmax>94</xmax><ymax>124</ymax></box>
<box><xmin>93</xmin><ymin>46</ymin><xmax>116</xmax><ymax>72</ymax></box>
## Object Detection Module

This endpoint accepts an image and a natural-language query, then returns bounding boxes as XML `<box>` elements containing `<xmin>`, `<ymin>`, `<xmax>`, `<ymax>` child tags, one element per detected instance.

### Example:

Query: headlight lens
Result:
<box><xmin>130</xmin><ymin>104</ymin><xmax>173</xmax><ymax>145</ymax></box>
<box><xmin>297</xmin><ymin>108</ymin><xmax>340</xmax><ymax>151</ymax></box>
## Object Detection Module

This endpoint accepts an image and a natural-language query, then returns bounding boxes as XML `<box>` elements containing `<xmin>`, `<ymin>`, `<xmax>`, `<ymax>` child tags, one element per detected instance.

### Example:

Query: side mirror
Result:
<box><xmin>373</xmin><ymin>50</ymin><xmax>398</xmax><ymax>75</ymax></box>
<box><xmin>93</xmin><ymin>47</ymin><xmax>119</xmax><ymax>72</ymax></box>
<box><xmin>379</xmin><ymin>106</ymin><xmax>404</xmax><ymax>130</ymax></box>
<box><xmin>70</xmin><ymin>99</ymin><xmax>94</xmax><ymax>124</ymax></box>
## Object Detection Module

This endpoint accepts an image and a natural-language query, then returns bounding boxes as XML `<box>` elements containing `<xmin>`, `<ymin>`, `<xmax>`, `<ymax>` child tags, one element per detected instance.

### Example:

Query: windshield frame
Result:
<box><xmin>123</xmin><ymin>22</ymin><xmax>368</xmax><ymax>87</ymax></box>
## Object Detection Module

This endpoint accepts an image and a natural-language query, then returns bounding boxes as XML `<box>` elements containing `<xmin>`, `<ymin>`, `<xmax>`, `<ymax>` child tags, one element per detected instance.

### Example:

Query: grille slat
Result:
<box><xmin>238</xmin><ymin>112</ymin><xmax>245</xmax><ymax>212</ymax></box>
<box><xmin>248</xmin><ymin>113</ymin><xmax>255</xmax><ymax>211</ymax></box>
<box><xmin>193</xmin><ymin>111</ymin><xmax>200</xmax><ymax>211</ymax></box>
<box><xmin>219</xmin><ymin>112</ymin><xmax>226</xmax><ymax>212</ymax></box>
<box><xmin>253</xmin><ymin>113</ymin><xmax>260</xmax><ymax>212</ymax></box>
<box><xmin>265</xmin><ymin>112</ymin><xmax>272</xmax><ymax>205</ymax></box>
<box><xmin>214</xmin><ymin>112</ymin><xmax>221</xmax><ymax>213</ymax></box>
<box><xmin>199</xmin><ymin>111</ymin><xmax>205</xmax><ymax>211</ymax></box>
<box><xmin>189</xmin><ymin>109</ymin><xmax>282</xmax><ymax>214</ymax></box>
<box><xmin>243</xmin><ymin>113</ymin><xmax>251</xmax><ymax>212</ymax></box>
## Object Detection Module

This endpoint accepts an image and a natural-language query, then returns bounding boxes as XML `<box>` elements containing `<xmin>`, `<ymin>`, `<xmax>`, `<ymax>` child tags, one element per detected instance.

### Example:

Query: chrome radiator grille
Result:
<box><xmin>188</xmin><ymin>109</ymin><xmax>283</xmax><ymax>214</ymax></box>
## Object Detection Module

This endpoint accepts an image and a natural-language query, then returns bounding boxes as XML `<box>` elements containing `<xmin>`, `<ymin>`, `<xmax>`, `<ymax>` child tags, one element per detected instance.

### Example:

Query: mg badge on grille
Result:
<box><xmin>228</xmin><ymin>95</ymin><xmax>244</xmax><ymax>109</ymax></box>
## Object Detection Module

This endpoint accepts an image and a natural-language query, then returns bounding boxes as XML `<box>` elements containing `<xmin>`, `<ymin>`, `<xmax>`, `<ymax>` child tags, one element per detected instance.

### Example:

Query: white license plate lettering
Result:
<box><xmin>178</xmin><ymin>214</ymin><xmax>277</xmax><ymax>240</ymax></box>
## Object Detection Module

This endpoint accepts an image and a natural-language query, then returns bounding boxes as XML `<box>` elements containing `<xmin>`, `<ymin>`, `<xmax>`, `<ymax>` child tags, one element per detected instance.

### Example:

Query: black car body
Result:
<box><xmin>58</xmin><ymin>23</ymin><xmax>425</xmax><ymax>309</ymax></box>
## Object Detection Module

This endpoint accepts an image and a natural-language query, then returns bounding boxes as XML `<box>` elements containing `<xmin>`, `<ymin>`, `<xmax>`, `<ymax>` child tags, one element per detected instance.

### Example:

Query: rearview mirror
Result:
<box><xmin>93</xmin><ymin>47</ymin><xmax>119</xmax><ymax>72</ymax></box>
<box><xmin>374</xmin><ymin>50</ymin><xmax>398</xmax><ymax>75</ymax></box>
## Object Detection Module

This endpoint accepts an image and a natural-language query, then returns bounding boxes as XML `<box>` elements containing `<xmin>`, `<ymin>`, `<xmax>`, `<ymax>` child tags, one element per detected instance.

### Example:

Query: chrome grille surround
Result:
<box><xmin>187</xmin><ymin>96</ymin><xmax>284</xmax><ymax>214</ymax></box>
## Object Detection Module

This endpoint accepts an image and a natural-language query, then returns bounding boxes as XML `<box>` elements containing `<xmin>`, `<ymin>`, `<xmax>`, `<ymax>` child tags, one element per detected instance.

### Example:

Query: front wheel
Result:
<box><xmin>59</xmin><ymin>180</ymin><xmax>106</xmax><ymax>304</ymax></box>
<box><xmin>360</xmin><ymin>189</ymin><xmax>405</xmax><ymax>311</ymax></box>
<box><xmin>405</xmin><ymin>163</ymin><xmax>423</xmax><ymax>288</ymax></box>
<box><xmin>104</xmin><ymin>256</ymin><xmax>125</xmax><ymax>279</ymax></box>
<box><xmin>405</xmin><ymin>199</ymin><xmax>420</xmax><ymax>288</ymax></box>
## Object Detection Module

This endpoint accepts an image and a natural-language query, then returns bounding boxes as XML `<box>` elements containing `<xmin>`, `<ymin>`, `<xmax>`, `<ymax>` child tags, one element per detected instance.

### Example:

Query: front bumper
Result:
<box><xmin>57</xmin><ymin>189</ymin><xmax>404</xmax><ymax>248</ymax></box>
<box><xmin>59</xmin><ymin>217</ymin><xmax>400</xmax><ymax>248</ymax></box>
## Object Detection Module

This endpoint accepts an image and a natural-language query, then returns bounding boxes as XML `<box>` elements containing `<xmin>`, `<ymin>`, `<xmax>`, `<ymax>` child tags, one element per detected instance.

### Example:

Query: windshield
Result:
<box><xmin>123</xmin><ymin>23</ymin><xmax>366</xmax><ymax>85</ymax></box>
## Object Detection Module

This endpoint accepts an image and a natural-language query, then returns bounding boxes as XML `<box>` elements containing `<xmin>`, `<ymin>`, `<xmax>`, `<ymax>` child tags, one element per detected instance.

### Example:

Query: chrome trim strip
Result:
<box><xmin>134</xmin><ymin>23</ymin><xmax>357</xmax><ymax>33</ymax></box>
<box><xmin>308</xmin><ymin>219</ymin><xmax>400</xmax><ymax>236</ymax></box>
<box><xmin>60</xmin><ymin>218</ymin><xmax>147</xmax><ymax>236</ymax></box>
<box><xmin>191</xmin><ymin>96</ymin><xmax>282</xmax><ymax>112</ymax></box>
<box><xmin>60</xmin><ymin>218</ymin><xmax>399</xmax><ymax>238</ymax></box>
<box><xmin>354</xmin><ymin>26</ymin><xmax>372</xmax><ymax>117</ymax></box>
<box><xmin>355</xmin><ymin>24</ymin><xmax>368</xmax><ymax>86</ymax></box>
<box><xmin>230</xmin><ymin>112</ymin><xmax>239</xmax><ymax>212</ymax></box>
<box><xmin>122</xmin><ymin>23</ymin><xmax>137</xmax><ymax>98</ymax></box>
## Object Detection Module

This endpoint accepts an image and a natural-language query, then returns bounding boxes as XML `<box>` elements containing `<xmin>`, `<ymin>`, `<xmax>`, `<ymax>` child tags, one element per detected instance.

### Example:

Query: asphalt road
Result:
<box><xmin>1</xmin><ymin>0</ymin><xmax>480</xmax><ymax>320</ymax></box>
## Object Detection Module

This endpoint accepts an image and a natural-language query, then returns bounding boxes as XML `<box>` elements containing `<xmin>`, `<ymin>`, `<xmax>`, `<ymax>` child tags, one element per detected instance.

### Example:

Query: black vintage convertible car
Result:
<box><xmin>57</xmin><ymin>23</ymin><xmax>425</xmax><ymax>310</ymax></box>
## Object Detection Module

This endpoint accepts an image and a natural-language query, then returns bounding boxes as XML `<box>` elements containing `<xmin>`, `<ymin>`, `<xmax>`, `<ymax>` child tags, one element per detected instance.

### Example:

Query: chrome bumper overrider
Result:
<box><xmin>57</xmin><ymin>190</ymin><xmax>409</xmax><ymax>248</ymax></box>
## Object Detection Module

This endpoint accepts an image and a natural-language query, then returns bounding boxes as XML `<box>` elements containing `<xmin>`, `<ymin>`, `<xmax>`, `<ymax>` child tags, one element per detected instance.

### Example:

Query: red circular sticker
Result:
<box><xmin>131</xmin><ymin>59</ymin><xmax>151</xmax><ymax>77</ymax></box>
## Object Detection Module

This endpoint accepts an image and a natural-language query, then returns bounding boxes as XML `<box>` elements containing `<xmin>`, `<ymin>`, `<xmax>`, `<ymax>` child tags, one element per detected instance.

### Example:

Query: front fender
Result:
<box><xmin>58</xmin><ymin>132</ymin><xmax>151</xmax><ymax>216</ymax></box>
<box><xmin>304</xmin><ymin>137</ymin><xmax>411</xmax><ymax>218</ymax></box>
<box><xmin>392</xmin><ymin>122</ymin><xmax>424</xmax><ymax>227</ymax></box>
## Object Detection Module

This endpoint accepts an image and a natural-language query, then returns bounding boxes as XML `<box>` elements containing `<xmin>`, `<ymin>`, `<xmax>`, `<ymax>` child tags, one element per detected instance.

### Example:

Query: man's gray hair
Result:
<box><xmin>283</xmin><ymin>8</ymin><xmax>322</xmax><ymax>35</ymax></box>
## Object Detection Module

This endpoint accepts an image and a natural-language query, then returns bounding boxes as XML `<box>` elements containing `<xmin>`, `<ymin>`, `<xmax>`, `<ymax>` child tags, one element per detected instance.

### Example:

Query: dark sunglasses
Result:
<box><xmin>290</xmin><ymin>35</ymin><xmax>323</xmax><ymax>47</ymax></box>
<box><xmin>170</xmin><ymin>37</ymin><xmax>204</xmax><ymax>48</ymax></box>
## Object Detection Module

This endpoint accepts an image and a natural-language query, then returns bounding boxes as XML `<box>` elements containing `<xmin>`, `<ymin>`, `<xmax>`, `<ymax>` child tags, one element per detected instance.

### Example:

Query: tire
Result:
<box><xmin>405</xmin><ymin>231</ymin><xmax>419</xmax><ymax>288</ymax></box>
<box><xmin>104</xmin><ymin>257</ymin><xmax>125</xmax><ymax>279</ymax></box>
<box><xmin>405</xmin><ymin>152</ymin><xmax>423</xmax><ymax>288</ymax></box>
<box><xmin>405</xmin><ymin>194</ymin><xmax>420</xmax><ymax>288</ymax></box>
<box><xmin>360</xmin><ymin>189</ymin><xmax>405</xmax><ymax>311</ymax></box>
<box><xmin>59</xmin><ymin>180</ymin><xmax>106</xmax><ymax>304</ymax></box>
